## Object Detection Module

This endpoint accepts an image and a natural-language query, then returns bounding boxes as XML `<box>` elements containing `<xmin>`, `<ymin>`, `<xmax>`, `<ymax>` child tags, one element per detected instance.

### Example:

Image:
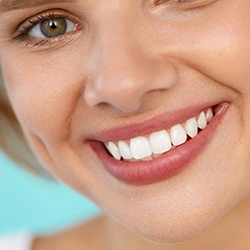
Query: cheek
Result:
<box><xmin>187</xmin><ymin>6</ymin><xmax>250</xmax><ymax>94</ymax></box>
<box><xmin>1</xmin><ymin>53</ymin><xmax>84</xmax><ymax>142</ymax></box>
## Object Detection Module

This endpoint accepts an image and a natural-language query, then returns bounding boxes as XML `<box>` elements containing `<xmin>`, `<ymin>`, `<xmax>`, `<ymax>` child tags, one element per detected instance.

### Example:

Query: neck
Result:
<box><xmin>105</xmin><ymin>196</ymin><xmax>250</xmax><ymax>250</ymax></box>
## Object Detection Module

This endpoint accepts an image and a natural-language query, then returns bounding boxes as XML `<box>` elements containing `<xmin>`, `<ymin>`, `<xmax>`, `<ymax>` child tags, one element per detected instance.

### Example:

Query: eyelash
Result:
<box><xmin>12</xmin><ymin>10</ymin><xmax>81</xmax><ymax>47</ymax></box>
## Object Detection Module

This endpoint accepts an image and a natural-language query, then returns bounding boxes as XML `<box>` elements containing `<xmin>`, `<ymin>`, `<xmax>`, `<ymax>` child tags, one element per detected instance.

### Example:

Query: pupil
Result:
<box><xmin>49</xmin><ymin>20</ymin><xmax>58</xmax><ymax>30</ymax></box>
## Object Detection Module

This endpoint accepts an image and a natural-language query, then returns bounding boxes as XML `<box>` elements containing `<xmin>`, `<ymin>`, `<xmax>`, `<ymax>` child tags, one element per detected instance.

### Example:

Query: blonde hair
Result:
<box><xmin>0</xmin><ymin>76</ymin><xmax>51</xmax><ymax>178</ymax></box>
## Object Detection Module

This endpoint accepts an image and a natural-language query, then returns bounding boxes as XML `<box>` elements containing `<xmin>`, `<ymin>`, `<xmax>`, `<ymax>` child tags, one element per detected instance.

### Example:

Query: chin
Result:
<box><xmin>128</xmin><ymin>217</ymin><xmax>216</xmax><ymax>244</ymax></box>
<box><xmin>136</xmin><ymin>223</ymin><xmax>211</xmax><ymax>244</ymax></box>
<box><xmin>117</xmin><ymin>195</ymin><xmax>241</xmax><ymax>245</ymax></box>
<box><xmin>124</xmin><ymin>193</ymin><xmax>249</xmax><ymax>246</ymax></box>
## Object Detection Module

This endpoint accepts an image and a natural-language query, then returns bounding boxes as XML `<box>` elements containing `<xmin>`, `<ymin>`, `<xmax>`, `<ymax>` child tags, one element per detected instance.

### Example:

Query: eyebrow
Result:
<box><xmin>0</xmin><ymin>0</ymin><xmax>74</xmax><ymax>14</ymax></box>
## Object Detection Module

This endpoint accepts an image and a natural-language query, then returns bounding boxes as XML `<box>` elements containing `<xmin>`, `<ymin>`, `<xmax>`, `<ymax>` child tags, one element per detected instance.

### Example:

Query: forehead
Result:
<box><xmin>0</xmin><ymin>0</ymin><xmax>74</xmax><ymax>13</ymax></box>
<box><xmin>0</xmin><ymin>0</ymin><xmax>32</xmax><ymax>12</ymax></box>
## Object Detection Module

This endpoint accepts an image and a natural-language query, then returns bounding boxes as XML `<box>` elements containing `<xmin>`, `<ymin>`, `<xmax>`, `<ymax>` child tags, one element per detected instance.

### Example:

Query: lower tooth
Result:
<box><xmin>153</xmin><ymin>153</ymin><xmax>161</xmax><ymax>159</ymax></box>
<box><xmin>141</xmin><ymin>156</ymin><xmax>154</xmax><ymax>161</ymax></box>
<box><xmin>124</xmin><ymin>158</ymin><xmax>137</xmax><ymax>162</ymax></box>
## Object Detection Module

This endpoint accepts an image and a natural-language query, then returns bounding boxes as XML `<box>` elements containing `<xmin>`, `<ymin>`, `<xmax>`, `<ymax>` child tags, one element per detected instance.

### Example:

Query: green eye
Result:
<box><xmin>28</xmin><ymin>17</ymin><xmax>76</xmax><ymax>38</ymax></box>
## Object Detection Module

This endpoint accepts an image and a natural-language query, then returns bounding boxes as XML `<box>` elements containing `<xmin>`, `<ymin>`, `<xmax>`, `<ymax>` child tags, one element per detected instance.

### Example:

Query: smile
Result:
<box><xmin>104</xmin><ymin>108</ymin><xmax>214</xmax><ymax>162</ymax></box>
<box><xmin>91</xmin><ymin>103</ymin><xmax>229</xmax><ymax>185</ymax></box>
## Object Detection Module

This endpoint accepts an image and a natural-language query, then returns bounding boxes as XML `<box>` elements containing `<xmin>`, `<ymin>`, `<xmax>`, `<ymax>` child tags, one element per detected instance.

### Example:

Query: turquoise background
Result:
<box><xmin>0</xmin><ymin>151</ymin><xmax>101</xmax><ymax>236</ymax></box>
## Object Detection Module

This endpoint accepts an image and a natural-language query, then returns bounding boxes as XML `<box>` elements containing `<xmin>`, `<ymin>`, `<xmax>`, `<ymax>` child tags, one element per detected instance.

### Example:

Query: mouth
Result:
<box><xmin>104</xmin><ymin>108</ymin><xmax>214</xmax><ymax>162</ymax></box>
<box><xmin>90</xmin><ymin>103</ymin><xmax>229</xmax><ymax>185</ymax></box>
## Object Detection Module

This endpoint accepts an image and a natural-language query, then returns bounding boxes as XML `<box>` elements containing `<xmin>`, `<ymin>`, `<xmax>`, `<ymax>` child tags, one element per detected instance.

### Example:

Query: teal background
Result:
<box><xmin>0</xmin><ymin>151</ymin><xmax>101</xmax><ymax>236</ymax></box>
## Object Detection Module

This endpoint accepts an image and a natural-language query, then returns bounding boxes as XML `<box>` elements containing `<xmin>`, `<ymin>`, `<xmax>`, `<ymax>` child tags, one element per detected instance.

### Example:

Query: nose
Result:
<box><xmin>84</xmin><ymin>19</ymin><xmax>178</xmax><ymax>114</ymax></box>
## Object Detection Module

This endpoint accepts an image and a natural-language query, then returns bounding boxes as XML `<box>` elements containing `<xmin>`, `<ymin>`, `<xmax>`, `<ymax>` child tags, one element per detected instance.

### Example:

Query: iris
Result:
<box><xmin>40</xmin><ymin>18</ymin><xmax>67</xmax><ymax>38</ymax></box>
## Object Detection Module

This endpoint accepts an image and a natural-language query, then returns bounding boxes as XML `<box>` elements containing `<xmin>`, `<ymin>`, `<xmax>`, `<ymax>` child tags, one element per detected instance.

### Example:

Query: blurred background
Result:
<box><xmin>0</xmin><ymin>151</ymin><xmax>101</xmax><ymax>236</ymax></box>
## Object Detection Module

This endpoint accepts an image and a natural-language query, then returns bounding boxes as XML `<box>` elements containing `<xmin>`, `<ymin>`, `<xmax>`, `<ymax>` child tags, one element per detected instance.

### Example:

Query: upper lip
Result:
<box><xmin>87</xmin><ymin>101</ymin><xmax>222</xmax><ymax>143</ymax></box>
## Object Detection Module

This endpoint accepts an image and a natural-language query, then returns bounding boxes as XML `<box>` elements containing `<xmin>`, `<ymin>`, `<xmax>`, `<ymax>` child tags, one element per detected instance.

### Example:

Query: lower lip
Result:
<box><xmin>91</xmin><ymin>104</ymin><xmax>229</xmax><ymax>185</ymax></box>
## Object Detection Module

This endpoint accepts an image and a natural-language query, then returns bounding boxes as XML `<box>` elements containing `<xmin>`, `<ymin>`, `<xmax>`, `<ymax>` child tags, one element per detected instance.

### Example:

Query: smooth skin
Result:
<box><xmin>1</xmin><ymin>0</ymin><xmax>250</xmax><ymax>249</ymax></box>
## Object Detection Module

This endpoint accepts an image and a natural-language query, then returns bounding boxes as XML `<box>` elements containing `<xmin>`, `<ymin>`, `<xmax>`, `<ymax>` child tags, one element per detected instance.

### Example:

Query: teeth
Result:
<box><xmin>118</xmin><ymin>141</ymin><xmax>133</xmax><ymax>160</ymax></box>
<box><xmin>149</xmin><ymin>130</ymin><xmax>172</xmax><ymax>154</ymax></box>
<box><xmin>104</xmin><ymin>108</ymin><xmax>214</xmax><ymax>161</ymax></box>
<box><xmin>185</xmin><ymin>118</ymin><xmax>198</xmax><ymax>138</ymax></box>
<box><xmin>108</xmin><ymin>142</ymin><xmax>121</xmax><ymax>160</ymax></box>
<box><xmin>206</xmin><ymin>108</ymin><xmax>213</xmax><ymax>122</ymax></box>
<box><xmin>170</xmin><ymin>124</ymin><xmax>187</xmax><ymax>146</ymax></box>
<box><xmin>197</xmin><ymin>111</ymin><xmax>207</xmax><ymax>129</ymax></box>
<box><xmin>130</xmin><ymin>136</ymin><xmax>152</xmax><ymax>160</ymax></box>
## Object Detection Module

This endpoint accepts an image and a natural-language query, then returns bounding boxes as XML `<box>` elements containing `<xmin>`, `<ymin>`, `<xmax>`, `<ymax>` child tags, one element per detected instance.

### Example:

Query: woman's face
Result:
<box><xmin>1</xmin><ymin>0</ymin><xmax>250</xmax><ymax>243</ymax></box>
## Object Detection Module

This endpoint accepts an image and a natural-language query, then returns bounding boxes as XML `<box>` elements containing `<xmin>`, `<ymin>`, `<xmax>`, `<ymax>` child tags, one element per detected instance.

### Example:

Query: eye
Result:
<box><xmin>28</xmin><ymin>17</ymin><xmax>76</xmax><ymax>38</ymax></box>
<box><xmin>12</xmin><ymin>10</ymin><xmax>82</xmax><ymax>48</ymax></box>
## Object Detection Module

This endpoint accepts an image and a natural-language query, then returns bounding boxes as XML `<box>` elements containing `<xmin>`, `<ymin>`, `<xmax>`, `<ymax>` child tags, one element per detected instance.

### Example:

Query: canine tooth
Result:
<box><xmin>170</xmin><ymin>124</ymin><xmax>187</xmax><ymax>146</ymax></box>
<box><xmin>197</xmin><ymin>111</ymin><xmax>207</xmax><ymax>129</ymax></box>
<box><xmin>108</xmin><ymin>142</ymin><xmax>121</xmax><ymax>160</ymax></box>
<box><xmin>105</xmin><ymin>142</ymin><xmax>111</xmax><ymax>153</ymax></box>
<box><xmin>206</xmin><ymin>108</ymin><xmax>213</xmax><ymax>122</ymax></box>
<box><xmin>118</xmin><ymin>141</ymin><xmax>132</xmax><ymax>160</ymax></box>
<box><xmin>130</xmin><ymin>136</ymin><xmax>152</xmax><ymax>160</ymax></box>
<box><xmin>185</xmin><ymin>118</ymin><xmax>198</xmax><ymax>138</ymax></box>
<box><xmin>149</xmin><ymin>130</ymin><xmax>171</xmax><ymax>154</ymax></box>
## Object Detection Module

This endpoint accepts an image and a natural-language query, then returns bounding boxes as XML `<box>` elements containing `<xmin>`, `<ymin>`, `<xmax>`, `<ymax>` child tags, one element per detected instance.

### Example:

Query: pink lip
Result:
<box><xmin>90</xmin><ymin>103</ymin><xmax>229</xmax><ymax>185</ymax></box>
<box><xmin>90</xmin><ymin>102</ymin><xmax>221</xmax><ymax>142</ymax></box>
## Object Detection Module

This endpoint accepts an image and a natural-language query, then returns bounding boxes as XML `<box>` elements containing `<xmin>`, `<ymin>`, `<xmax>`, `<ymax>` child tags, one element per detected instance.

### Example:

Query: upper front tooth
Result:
<box><xmin>197</xmin><ymin>111</ymin><xmax>207</xmax><ymax>129</ymax></box>
<box><xmin>130</xmin><ymin>136</ymin><xmax>152</xmax><ymax>160</ymax></box>
<box><xmin>206</xmin><ymin>108</ymin><xmax>213</xmax><ymax>122</ymax></box>
<box><xmin>149</xmin><ymin>130</ymin><xmax>171</xmax><ymax>154</ymax></box>
<box><xmin>170</xmin><ymin>124</ymin><xmax>187</xmax><ymax>146</ymax></box>
<box><xmin>108</xmin><ymin>142</ymin><xmax>121</xmax><ymax>160</ymax></box>
<box><xmin>185</xmin><ymin>117</ymin><xmax>198</xmax><ymax>138</ymax></box>
<box><xmin>118</xmin><ymin>141</ymin><xmax>133</xmax><ymax>160</ymax></box>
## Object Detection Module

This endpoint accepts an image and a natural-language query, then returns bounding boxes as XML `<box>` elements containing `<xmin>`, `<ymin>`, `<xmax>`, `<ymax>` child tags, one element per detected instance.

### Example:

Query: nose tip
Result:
<box><xmin>85</xmin><ymin>74</ymin><xmax>148</xmax><ymax>113</ymax></box>
<box><xmin>84</xmin><ymin>56</ymin><xmax>179</xmax><ymax>114</ymax></box>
